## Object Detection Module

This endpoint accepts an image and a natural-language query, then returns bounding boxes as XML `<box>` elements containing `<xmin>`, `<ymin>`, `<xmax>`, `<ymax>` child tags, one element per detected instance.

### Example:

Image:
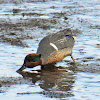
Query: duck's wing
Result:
<box><xmin>49</xmin><ymin>32</ymin><xmax>75</xmax><ymax>50</ymax></box>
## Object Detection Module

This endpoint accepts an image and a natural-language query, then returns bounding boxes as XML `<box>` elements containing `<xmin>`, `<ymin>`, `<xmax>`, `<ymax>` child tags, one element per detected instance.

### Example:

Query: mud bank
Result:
<box><xmin>0</xmin><ymin>17</ymin><xmax>80</xmax><ymax>47</ymax></box>
<box><xmin>0</xmin><ymin>0</ymin><xmax>82</xmax><ymax>47</ymax></box>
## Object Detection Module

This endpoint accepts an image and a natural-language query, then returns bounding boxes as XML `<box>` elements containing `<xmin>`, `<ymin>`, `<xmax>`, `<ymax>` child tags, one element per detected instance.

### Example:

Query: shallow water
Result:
<box><xmin>0</xmin><ymin>0</ymin><xmax>100</xmax><ymax>100</ymax></box>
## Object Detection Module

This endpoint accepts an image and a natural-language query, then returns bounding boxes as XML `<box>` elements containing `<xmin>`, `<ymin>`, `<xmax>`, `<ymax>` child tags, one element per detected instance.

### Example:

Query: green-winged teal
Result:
<box><xmin>18</xmin><ymin>29</ymin><xmax>76</xmax><ymax>71</ymax></box>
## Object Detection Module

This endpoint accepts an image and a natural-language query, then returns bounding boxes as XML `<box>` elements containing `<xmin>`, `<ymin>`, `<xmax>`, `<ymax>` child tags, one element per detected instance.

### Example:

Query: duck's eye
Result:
<box><xmin>28</xmin><ymin>58</ymin><xmax>34</xmax><ymax>62</ymax></box>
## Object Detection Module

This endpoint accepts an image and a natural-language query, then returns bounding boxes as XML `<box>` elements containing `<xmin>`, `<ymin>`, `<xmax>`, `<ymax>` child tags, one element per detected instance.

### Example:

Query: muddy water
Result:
<box><xmin>0</xmin><ymin>0</ymin><xmax>100</xmax><ymax>100</ymax></box>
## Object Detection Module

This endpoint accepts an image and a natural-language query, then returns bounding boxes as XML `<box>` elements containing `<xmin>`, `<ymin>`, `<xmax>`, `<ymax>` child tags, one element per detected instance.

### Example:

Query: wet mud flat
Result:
<box><xmin>0</xmin><ymin>0</ymin><xmax>100</xmax><ymax>100</ymax></box>
<box><xmin>0</xmin><ymin>0</ymin><xmax>81</xmax><ymax>47</ymax></box>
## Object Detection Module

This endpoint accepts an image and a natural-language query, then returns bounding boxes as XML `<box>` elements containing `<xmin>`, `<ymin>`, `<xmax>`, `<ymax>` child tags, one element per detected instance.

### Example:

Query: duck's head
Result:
<box><xmin>18</xmin><ymin>53</ymin><xmax>42</xmax><ymax>71</ymax></box>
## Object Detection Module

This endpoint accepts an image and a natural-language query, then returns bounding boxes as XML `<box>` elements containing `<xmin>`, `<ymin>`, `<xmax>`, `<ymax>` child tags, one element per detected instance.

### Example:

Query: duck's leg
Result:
<box><xmin>71</xmin><ymin>54</ymin><xmax>75</xmax><ymax>63</ymax></box>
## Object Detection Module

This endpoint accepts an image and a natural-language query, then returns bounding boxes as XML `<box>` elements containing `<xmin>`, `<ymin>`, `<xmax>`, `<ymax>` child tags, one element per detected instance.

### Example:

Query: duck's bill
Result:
<box><xmin>16</xmin><ymin>64</ymin><xmax>26</xmax><ymax>72</ymax></box>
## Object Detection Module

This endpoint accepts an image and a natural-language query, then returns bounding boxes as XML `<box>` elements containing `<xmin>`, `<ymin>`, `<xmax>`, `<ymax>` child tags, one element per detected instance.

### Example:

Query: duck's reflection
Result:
<box><xmin>17</xmin><ymin>64</ymin><xmax>77</xmax><ymax>98</ymax></box>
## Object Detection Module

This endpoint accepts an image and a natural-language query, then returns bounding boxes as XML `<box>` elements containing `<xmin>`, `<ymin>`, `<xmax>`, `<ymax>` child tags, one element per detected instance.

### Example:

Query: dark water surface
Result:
<box><xmin>0</xmin><ymin>0</ymin><xmax>100</xmax><ymax>100</ymax></box>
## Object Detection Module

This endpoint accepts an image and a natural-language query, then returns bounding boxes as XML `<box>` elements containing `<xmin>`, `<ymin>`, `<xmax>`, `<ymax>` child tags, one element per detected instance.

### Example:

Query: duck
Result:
<box><xmin>18</xmin><ymin>29</ymin><xmax>76</xmax><ymax>71</ymax></box>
